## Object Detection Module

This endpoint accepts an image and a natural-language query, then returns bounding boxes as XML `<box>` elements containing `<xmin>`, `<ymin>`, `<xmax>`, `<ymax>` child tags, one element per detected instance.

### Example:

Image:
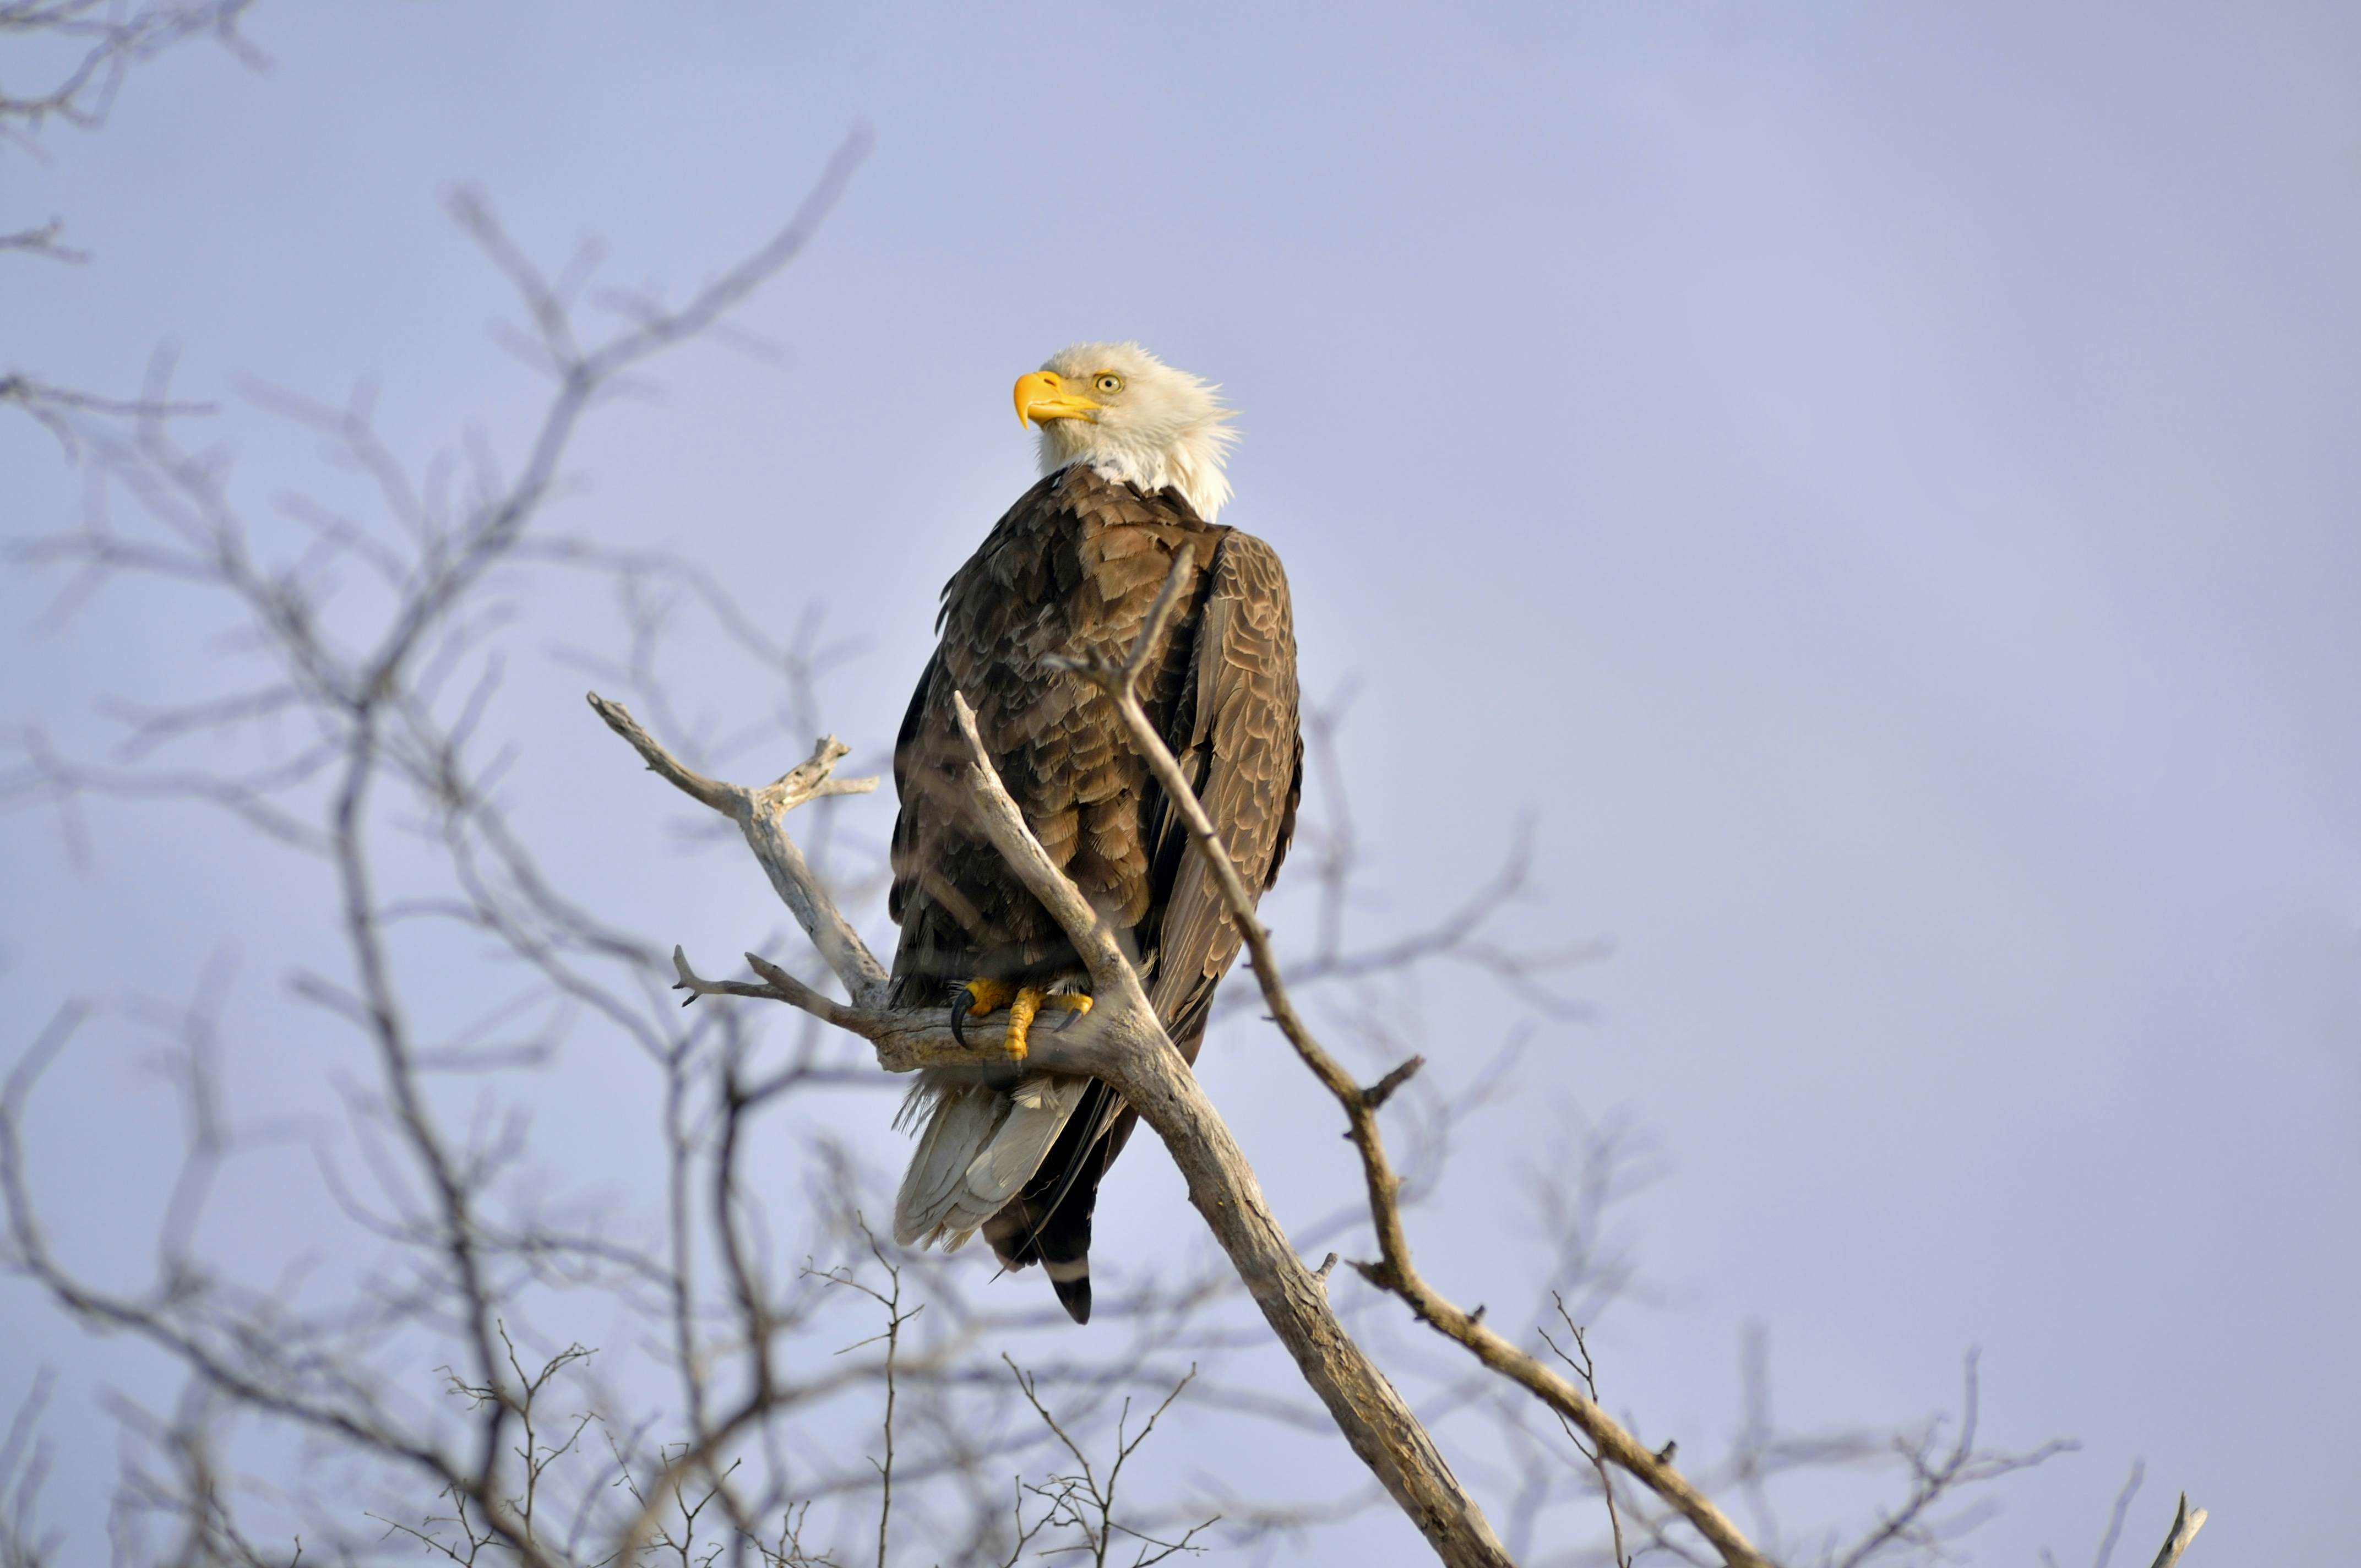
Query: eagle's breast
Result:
<box><xmin>890</xmin><ymin>465</ymin><xmax>1226</xmax><ymax>995</ymax></box>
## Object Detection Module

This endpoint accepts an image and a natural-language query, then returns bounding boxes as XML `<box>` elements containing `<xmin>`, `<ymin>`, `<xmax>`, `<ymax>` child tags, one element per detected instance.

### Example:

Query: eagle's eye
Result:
<box><xmin>1094</xmin><ymin>374</ymin><xmax>1124</xmax><ymax>395</ymax></box>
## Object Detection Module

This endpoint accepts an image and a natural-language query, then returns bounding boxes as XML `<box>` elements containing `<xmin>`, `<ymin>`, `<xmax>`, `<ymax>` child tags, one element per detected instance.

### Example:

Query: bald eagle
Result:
<box><xmin>887</xmin><ymin>344</ymin><xmax>1302</xmax><ymax>1323</ymax></box>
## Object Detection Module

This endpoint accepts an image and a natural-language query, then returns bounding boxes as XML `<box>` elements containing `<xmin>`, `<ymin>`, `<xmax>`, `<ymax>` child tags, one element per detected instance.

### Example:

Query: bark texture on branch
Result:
<box><xmin>2147</xmin><ymin>1494</ymin><xmax>2206</xmax><ymax>1568</ymax></box>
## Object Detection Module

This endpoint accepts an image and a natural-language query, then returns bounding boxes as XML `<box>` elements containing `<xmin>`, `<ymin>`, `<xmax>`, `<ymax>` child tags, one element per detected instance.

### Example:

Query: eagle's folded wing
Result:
<box><xmin>1147</xmin><ymin>530</ymin><xmax>1304</xmax><ymax>1046</ymax></box>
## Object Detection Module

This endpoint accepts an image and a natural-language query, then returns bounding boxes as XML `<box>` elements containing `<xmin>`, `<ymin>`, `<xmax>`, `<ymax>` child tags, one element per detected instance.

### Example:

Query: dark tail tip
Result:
<box><xmin>1051</xmin><ymin>1269</ymin><xmax>1092</xmax><ymax>1325</ymax></box>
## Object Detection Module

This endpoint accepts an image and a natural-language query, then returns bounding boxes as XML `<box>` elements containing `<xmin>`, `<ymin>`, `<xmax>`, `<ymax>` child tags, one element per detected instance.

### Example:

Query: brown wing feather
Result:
<box><xmin>1145</xmin><ymin>529</ymin><xmax>1304</xmax><ymax>1047</ymax></box>
<box><xmin>888</xmin><ymin>467</ymin><xmax>1225</xmax><ymax>1005</ymax></box>
<box><xmin>1043</xmin><ymin>530</ymin><xmax>1303</xmax><ymax>1277</ymax></box>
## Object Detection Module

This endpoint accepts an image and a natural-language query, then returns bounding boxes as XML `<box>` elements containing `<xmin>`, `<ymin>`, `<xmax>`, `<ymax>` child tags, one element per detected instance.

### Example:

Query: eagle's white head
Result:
<box><xmin>1014</xmin><ymin>342</ymin><xmax>1236</xmax><ymax>522</ymax></box>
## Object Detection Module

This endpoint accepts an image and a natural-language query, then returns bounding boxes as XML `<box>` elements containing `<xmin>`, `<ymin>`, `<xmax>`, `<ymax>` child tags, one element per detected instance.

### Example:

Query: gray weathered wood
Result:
<box><xmin>590</xmin><ymin>695</ymin><xmax>888</xmax><ymax>1007</ymax></box>
<box><xmin>2147</xmin><ymin>1493</ymin><xmax>2206</xmax><ymax>1568</ymax></box>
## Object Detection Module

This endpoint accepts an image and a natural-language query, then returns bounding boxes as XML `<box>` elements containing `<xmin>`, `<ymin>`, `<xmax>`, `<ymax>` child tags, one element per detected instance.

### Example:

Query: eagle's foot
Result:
<box><xmin>960</xmin><ymin>977</ymin><xmax>1018</xmax><ymax>1017</ymax></box>
<box><xmin>953</xmin><ymin>980</ymin><xmax>1090</xmax><ymax>1061</ymax></box>
<box><xmin>1004</xmin><ymin>989</ymin><xmax>1092</xmax><ymax>1060</ymax></box>
<box><xmin>950</xmin><ymin>977</ymin><xmax>1013</xmax><ymax>1050</ymax></box>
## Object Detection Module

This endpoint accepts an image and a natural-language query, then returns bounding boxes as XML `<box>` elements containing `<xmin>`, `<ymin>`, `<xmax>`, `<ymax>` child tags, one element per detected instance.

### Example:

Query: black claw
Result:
<box><xmin>950</xmin><ymin>987</ymin><xmax>973</xmax><ymax>1048</ymax></box>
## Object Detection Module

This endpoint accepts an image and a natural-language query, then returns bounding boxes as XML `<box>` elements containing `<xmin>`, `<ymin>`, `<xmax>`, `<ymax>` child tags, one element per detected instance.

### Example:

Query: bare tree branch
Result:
<box><xmin>0</xmin><ymin>0</ymin><xmax>264</xmax><ymax>137</ymax></box>
<box><xmin>2144</xmin><ymin>1494</ymin><xmax>2205</xmax><ymax>1568</ymax></box>
<box><xmin>3</xmin><ymin>4</ymin><xmax>265</xmax><ymax>446</ymax></box>
<box><xmin>1827</xmin><ymin>1353</ymin><xmax>2072</xmax><ymax>1568</ymax></box>
<box><xmin>0</xmin><ymin>219</ymin><xmax>85</xmax><ymax>261</ymax></box>
<box><xmin>0</xmin><ymin>368</ymin><xmax>216</xmax><ymax>455</ymax></box>
<box><xmin>590</xmin><ymin>697</ymin><xmax>885</xmax><ymax>1006</ymax></box>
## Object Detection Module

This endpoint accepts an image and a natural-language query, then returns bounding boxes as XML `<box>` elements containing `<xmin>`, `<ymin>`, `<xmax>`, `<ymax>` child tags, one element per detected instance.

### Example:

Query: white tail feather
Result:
<box><xmin>892</xmin><ymin>1074</ymin><xmax>1092</xmax><ymax>1249</ymax></box>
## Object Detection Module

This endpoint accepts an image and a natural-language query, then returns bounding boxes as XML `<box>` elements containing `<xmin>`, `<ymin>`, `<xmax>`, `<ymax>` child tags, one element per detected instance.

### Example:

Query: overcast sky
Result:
<box><xmin>6</xmin><ymin>3</ymin><xmax>2359</xmax><ymax>1562</ymax></box>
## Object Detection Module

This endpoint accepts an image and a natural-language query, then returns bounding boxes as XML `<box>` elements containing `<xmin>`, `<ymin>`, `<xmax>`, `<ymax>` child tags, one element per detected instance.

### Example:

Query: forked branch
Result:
<box><xmin>589</xmin><ymin>694</ymin><xmax>888</xmax><ymax>1008</ymax></box>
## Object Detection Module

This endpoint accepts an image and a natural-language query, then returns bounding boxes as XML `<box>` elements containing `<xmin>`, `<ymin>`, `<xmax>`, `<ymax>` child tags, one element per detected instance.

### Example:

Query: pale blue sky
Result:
<box><xmin>6</xmin><ymin>3</ymin><xmax>2359</xmax><ymax>1561</ymax></box>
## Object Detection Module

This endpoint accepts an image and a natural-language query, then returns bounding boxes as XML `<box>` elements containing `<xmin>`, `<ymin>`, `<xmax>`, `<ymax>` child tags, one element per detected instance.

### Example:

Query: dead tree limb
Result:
<box><xmin>591</xmin><ymin>688</ymin><xmax>1517</xmax><ymax>1567</ymax></box>
<box><xmin>2146</xmin><ymin>1494</ymin><xmax>2206</xmax><ymax>1568</ymax></box>
<box><xmin>0</xmin><ymin>0</ymin><xmax>263</xmax><ymax>136</ymax></box>
<box><xmin>589</xmin><ymin>698</ymin><xmax>886</xmax><ymax>1005</ymax></box>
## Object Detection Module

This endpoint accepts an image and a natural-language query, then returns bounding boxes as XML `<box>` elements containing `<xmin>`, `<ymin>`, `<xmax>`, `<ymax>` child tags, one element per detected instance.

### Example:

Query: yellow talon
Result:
<box><xmin>1005</xmin><ymin>988</ymin><xmax>1042</xmax><ymax>1060</ymax></box>
<box><xmin>962</xmin><ymin>977</ymin><xmax>1017</xmax><ymax>1015</ymax></box>
<box><xmin>959</xmin><ymin>982</ymin><xmax>1091</xmax><ymax>1061</ymax></box>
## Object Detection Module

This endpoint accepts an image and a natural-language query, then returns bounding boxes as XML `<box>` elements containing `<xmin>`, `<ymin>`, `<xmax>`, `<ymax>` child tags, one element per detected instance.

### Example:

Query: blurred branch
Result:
<box><xmin>0</xmin><ymin>0</ymin><xmax>264</xmax><ymax>138</ymax></box>
<box><xmin>0</xmin><ymin>131</ymin><xmax>965</xmax><ymax>1566</ymax></box>
<box><xmin>1826</xmin><ymin>1353</ymin><xmax>2072</xmax><ymax>1568</ymax></box>
<box><xmin>0</xmin><ymin>367</ymin><xmax>215</xmax><ymax>458</ymax></box>
<box><xmin>0</xmin><ymin>1369</ymin><xmax>60</xmax><ymax>1568</ymax></box>
<box><xmin>3</xmin><ymin>3</ymin><xmax>265</xmax><ymax>448</ymax></box>
<box><xmin>0</xmin><ymin>219</ymin><xmax>85</xmax><ymax>262</ymax></box>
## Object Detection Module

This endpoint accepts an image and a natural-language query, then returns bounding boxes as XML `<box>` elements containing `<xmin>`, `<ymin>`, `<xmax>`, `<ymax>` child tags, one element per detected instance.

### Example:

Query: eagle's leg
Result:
<box><xmin>953</xmin><ymin>980</ymin><xmax>1091</xmax><ymax>1061</ymax></box>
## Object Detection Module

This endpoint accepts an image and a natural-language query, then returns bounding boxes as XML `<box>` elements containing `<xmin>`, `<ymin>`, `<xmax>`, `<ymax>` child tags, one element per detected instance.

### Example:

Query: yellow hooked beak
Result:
<box><xmin>1014</xmin><ymin>370</ymin><xmax>1102</xmax><ymax>429</ymax></box>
